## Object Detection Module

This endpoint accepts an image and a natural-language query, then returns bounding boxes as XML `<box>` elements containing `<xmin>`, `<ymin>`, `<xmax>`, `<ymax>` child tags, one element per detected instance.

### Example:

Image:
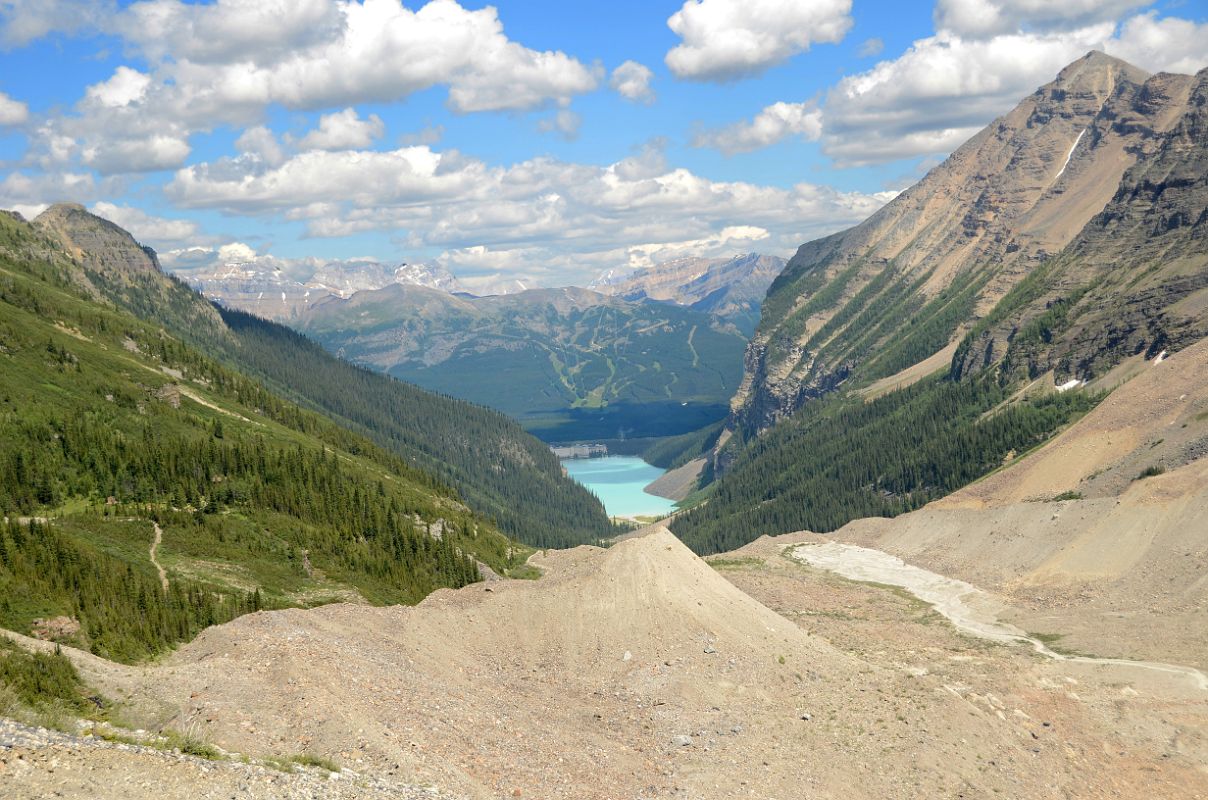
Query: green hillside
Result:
<box><xmin>29</xmin><ymin>204</ymin><xmax>613</xmax><ymax>549</ymax></box>
<box><xmin>0</xmin><ymin>211</ymin><xmax>528</xmax><ymax>662</ymax></box>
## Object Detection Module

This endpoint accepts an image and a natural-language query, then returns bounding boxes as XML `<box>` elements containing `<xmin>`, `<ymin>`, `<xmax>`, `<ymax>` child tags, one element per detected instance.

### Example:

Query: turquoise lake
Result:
<box><xmin>561</xmin><ymin>456</ymin><xmax>678</xmax><ymax>518</ymax></box>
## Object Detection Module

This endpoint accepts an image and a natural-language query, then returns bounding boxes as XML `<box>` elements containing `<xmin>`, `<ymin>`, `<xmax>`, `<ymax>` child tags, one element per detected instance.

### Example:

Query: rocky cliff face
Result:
<box><xmin>34</xmin><ymin>203</ymin><xmax>162</xmax><ymax>276</ymax></box>
<box><xmin>954</xmin><ymin>67</ymin><xmax>1208</xmax><ymax>382</ymax></box>
<box><xmin>734</xmin><ymin>52</ymin><xmax>1197</xmax><ymax>434</ymax></box>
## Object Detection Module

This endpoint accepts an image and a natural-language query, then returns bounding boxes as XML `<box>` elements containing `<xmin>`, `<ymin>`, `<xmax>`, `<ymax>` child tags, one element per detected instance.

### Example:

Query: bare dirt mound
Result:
<box><xmin>85</xmin><ymin>530</ymin><xmax>865</xmax><ymax>799</ymax></box>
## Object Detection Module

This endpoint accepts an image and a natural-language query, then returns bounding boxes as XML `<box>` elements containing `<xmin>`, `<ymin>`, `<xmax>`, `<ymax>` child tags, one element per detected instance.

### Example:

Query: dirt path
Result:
<box><xmin>789</xmin><ymin>541</ymin><xmax>1208</xmax><ymax>692</ymax></box>
<box><xmin>150</xmin><ymin>522</ymin><xmax>168</xmax><ymax>592</ymax></box>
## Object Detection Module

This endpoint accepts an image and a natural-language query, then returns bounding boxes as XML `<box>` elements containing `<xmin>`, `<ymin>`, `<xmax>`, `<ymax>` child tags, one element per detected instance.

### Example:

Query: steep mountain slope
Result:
<box><xmin>735</xmin><ymin>52</ymin><xmax>1192</xmax><ymax>432</ymax></box>
<box><xmin>298</xmin><ymin>284</ymin><xmax>748</xmax><ymax>441</ymax></box>
<box><xmin>672</xmin><ymin>54</ymin><xmax>1208</xmax><ymax>553</ymax></box>
<box><xmin>28</xmin><ymin>204</ymin><xmax>612</xmax><ymax>548</ymax></box>
<box><xmin>954</xmin><ymin>66</ymin><xmax>1208</xmax><ymax>382</ymax></box>
<box><xmin>592</xmin><ymin>253</ymin><xmax>786</xmax><ymax>334</ymax></box>
<box><xmin>0</xmin><ymin>210</ymin><xmax>524</xmax><ymax>662</ymax></box>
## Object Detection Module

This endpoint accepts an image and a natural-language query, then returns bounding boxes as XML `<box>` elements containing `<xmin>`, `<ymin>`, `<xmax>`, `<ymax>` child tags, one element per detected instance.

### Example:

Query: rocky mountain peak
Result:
<box><xmin>34</xmin><ymin>203</ymin><xmax>161</xmax><ymax>276</ymax></box>
<box><xmin>732</xmin><ymin>52</ymin><xmax>1201</xmax><ymax>435</ymax></box>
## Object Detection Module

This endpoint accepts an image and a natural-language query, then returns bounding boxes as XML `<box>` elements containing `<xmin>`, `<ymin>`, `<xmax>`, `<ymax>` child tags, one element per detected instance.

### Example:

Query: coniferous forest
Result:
<box><xmin>0</xmin><ymin>211</ymin><xmax>526</xmax><ymax>662</ymax></box>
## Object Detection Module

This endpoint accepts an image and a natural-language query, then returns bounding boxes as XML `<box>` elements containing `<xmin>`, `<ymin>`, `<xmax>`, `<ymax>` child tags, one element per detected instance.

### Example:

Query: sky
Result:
<box><xmin>0</xmin><ymin>0</ymin><xmax>1205</xmax><ymax>290</ymax></box>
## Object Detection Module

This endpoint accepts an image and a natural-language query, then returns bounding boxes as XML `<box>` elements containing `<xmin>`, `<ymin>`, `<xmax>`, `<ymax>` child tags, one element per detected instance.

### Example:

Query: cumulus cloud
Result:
<box><xmin>164</xmin><ymin>141</ymin><xmax>892</xmax><ymax>283</ymax></box>
<box><xmin>298</xmin><ymin>108</ymin><xmax>385</xmax><ymax>151</ymax></box>
<box><xmin>537</xmin><ymin>109</ymin><xmax>582</xmax><ymax>141</ymax></box>
<box><xmin>13</xmin><ymin>1</ymin><xmax>600</xmax><ymax>176</ymax></box>
<box><xmin>134</xmin><ymin>0</ymin><xmax>596</xmax><ymax>118</ymax></box>
<box><xmin>0</xmin><ymin>0</ymin><xmax>115</xmax><ymax>47</ymax></box>
<box><xmin>694</xmin><ymin>101</ymin><xmax>823</xmax><ymax>154</ymax></box>
<box><xmin>819</xmin><ymin>11</ymin><xmax>1208</xmax><ymax>166</ymax></box>
<box><xmin>235</xmin><ymin>125</ymin><xmax>285</xmax><ymax>166</ymax></box>
<box><xmin>934</xmin><ymin>0</ymin><xmax>1149</xmax><ymax>38</ymax></box>
<box><xmin>84</xmin><ymin>66</ymin><xmax>151</xmax><ymax>108</ymax></box>
<box><xmin>0</xmin><ymin>89</ymin><xmax>27</xmax><ymax>125</ymax></box>
<box><xmin>665</xmin><ymin>0</ymin><xmax>852</xmax><ymax>81</ymax></box>
<box><xmin>0</xmin><ymin>170</ymin><xmax>100</xmax><ymax>216</ymax></box>
<box><xmin>610</xmin><ymin>60</ymin><xmax>655</xmax><ymax>103</ymax></box>
<box><xmin>82</xmin><ymin>134</ymin><xmax>191</xmax><ymax>175</ymax></box>
<box><xmin>89</xmin><ymin>201</ymin><xmax>202</xmax><ymax>249</ymax></box>
<box><xmin>1104</xmin><ymin>12</ymin><xmax>1208</xmax><ymax>76</ymax></box>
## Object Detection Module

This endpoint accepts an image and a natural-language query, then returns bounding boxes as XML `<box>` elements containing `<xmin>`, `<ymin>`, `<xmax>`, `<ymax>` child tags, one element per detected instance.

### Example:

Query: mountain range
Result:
<box><xmin>190</xmin><ymin>251</ymin><xmax>783</xmax><ymax>442</ymax></box>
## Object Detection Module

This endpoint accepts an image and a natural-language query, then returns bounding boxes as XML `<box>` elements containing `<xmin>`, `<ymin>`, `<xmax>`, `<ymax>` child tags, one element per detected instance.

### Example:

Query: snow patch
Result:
<box><xmin>1054</xmin><ymin>129</ymin><xmax>1086</xmax><ymax>181</ymax></box>
<box><xmin>1055</xmin><ymin>378</ymin><xmax>1084</xmax><ymax>393</ymax></box>
<box><xmin>1153</xmin><ymin>349</ymin><xmax>1168</xmax><ymax>365</ymax></box>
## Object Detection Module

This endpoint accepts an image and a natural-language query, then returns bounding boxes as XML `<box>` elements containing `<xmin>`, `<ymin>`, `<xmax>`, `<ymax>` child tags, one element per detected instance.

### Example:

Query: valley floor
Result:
<box><xmin>4</xmin><ymin>526</ymin><xmax>1206</xmax><ymax>799</ymax></box>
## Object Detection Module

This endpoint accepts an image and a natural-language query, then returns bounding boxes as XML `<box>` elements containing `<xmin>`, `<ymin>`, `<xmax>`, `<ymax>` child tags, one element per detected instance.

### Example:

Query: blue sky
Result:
<box><xmin>0</xmin><ymin>0</ymin><xmax>1205</xmax><ymax>289</ymax></box>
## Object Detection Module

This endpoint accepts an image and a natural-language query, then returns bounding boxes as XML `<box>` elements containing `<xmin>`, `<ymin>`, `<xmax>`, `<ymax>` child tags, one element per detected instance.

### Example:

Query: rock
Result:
<box><xmin>671</xmin><ymin>735</ymin><xmax>693</xmax><ymax>747</ymax></box>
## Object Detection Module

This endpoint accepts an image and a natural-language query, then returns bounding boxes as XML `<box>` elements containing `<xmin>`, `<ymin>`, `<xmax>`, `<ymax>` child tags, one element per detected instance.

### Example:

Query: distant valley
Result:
<box><xmin>185</xmin><ymin>253</ymin><xmax>784</xmax><ymax>441</ymax></box>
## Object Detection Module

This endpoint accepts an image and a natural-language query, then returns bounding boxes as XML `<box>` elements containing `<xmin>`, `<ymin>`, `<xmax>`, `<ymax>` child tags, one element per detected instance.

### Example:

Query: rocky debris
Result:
<box><xmin>29</xmin><ymin>616</ymin><xmax>80</xmax><ymax>642</ymax></box>
<box><xmin>155</xmin><ymin>384</ymin><xmax>182</xmax><ymax>408</ymax></box>
<box><xmin>0</xmin><ymin>719</ymin><xmax>463</xmax><ymax>800</ymax></box>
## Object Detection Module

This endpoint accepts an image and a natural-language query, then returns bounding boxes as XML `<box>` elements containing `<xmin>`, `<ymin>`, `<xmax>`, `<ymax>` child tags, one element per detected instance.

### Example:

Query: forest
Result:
<box><xmin>671</xmin><ymin>373</ymin><xmax>1102</xmax><ymax>554</ymax></box>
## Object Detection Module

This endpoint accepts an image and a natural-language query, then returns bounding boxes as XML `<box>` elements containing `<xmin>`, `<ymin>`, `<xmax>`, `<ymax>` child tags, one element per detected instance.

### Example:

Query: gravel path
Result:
<box><xmin>150</xmin><ymin>523</ymin><xmax>168</xmax><ymax>592</ymax></box>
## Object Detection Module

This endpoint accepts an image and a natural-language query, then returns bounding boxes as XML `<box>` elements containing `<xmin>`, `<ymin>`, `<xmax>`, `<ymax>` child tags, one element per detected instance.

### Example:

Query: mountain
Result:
<box><xmin>186</xmin><ymin>258</ymin><xmax>464</xmax><ymax>320</ymax></box>
<box><xmin>734</xmin><ymin>52</ymin><xmax>1191</xmax><ymax>433</ymax></box>
<box><xmin>0</xmin><ymin>209</ymin><xmax>522</xmax><ymax>663</ymax></box>
<box><xmin>29</xmin><ymin>204</ymin><xmax>612</xmax><ymax>549</ymax></box>
<box><xmin>296</xmin><ymin>284</ymin><xmax>749</xmax><ymax>441</ymax></box>
<box><xmin>591</xmin><ymin>253</ymin><xmax>786</xmax><ymax>334</ymax></box>
<box><xmin>672</xmin><ymin>54</ymin><xmax>1208</xmax><ymax>552</ymax></box>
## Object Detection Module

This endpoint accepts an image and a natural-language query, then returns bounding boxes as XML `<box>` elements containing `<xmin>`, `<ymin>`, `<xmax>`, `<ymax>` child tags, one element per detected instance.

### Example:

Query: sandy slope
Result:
<box><xmin>820</xmin><ymin>339</ymin><xmax>1208</xmax><ymax>669</ymax></box>
<box><xmin>5</xmin><ymin>524</ymin><xmax>1206</xmax><ymax>798</ymax></box>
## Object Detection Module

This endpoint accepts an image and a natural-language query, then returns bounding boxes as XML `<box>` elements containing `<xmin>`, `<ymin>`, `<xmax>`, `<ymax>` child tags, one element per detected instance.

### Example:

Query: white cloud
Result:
<box><xmin>89</xmin><ymin>201</ymin><xmax>202</xmax><ymax>249</ymax></box>
<box><xmin>0</xmin><ymin>0</ymin><xmax>115</xmax><ymax>47</ymax></box>
<box><xmin>1103</xmin><ymin>12</ymin><xmax>1208</xmax><ymax>76</ymax></box>
<box><xmin>665</xmin><ymin>0</ymin><xmax>852</xmax><ymax>81</ymax></box>
<box><xmin>82</xmin><ymin>134</ymin><xmax>191</xmax><ymax>175</ymax></box>
<box><xmin>164</xmin><ymin>141</ymin><xmax>891</xmax><ymax>283</ymax></box>
<box><xmin>400</xmin><ymin>124</ymin><xmax>445</xmax><ymax>146</ymax></box>
<box><xmin>118</xmin><ymin>0</ymin><xmax>343</xmax><ymax>64</ymax></box>
<box><xmin>818</xmin><ymin>11</ymin><xmax>1208</xmax><ymax>166</ymax></box>
<box><xmin>133</xmin><ymin>0</ymin><xmax>597</xmax><ymax>119</ymax></box>
<box><xmin>235</xmin><ymin>125</ymin><xmax>285</xmax><ymax>166</ymax></box>
<box><xmin>84</xmin><ymin>66</ymin><xmax>151</xmax><ymax>108</ymax></box>
<box><xmin>298</xmin><ymin>108</ymin><xmax>385</xmax><ymax>151</ymax></box>
<box><xmin>694</xmin><ymin>101</ymin><xmax>823</xmax><ymax>154</ymax></box>
<box><xmin>858</xmin><ymin>38</ymin><xmax>884</xmax><ymax>58</ymax></box>
<box><xmin>0</xmin><ymin>90</ymin><xmax>27</xmax><ymax>125</ymax></box>
<box><xmin>13</xmin><ymin>1</ymin><xmax>600</xmax><ymax>177</ymax></box>
<box><xmin>537</xmin><ymin>109</ymin><xmax>582</xmax><ymax>141</ymax></box>
<box><xmin>934</xmin><ymin>0</ymin><xmax>1149</xmax><ymax>38</ymax></box>
<box><xmin>610</xmin><ymin>60</ymin><xmax>655</xmax><ymax>103</ymax></box>
<box><xmin>0</xmin><ymin>170</ymin><xmax>99</xmax><ymax>214</ymax></box>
